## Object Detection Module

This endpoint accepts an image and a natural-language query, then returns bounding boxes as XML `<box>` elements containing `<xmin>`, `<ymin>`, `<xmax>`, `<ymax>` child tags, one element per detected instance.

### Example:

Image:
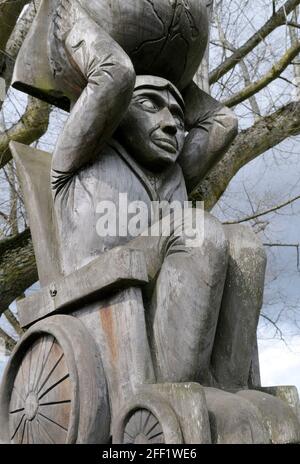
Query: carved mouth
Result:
<box><xmin>152</xmin><ymin>138</ymin><xmax>178</xmax><ymax>154</ymax></box>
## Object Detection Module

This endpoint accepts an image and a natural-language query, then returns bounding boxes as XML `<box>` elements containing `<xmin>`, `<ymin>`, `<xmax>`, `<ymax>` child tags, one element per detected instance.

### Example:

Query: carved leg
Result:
<box><xmin>210</xmin><ymin>224</ymin><xmax>267</xmax><ymax>389</ymax></box>
<box><xmin>140</xmin><ymin>211</ymin><xmax>229</xmax><ymax>384</ymax></box>
<box><xmin>52</xmin><ymin>16</ymin><xmax>135</xmax><ymax>174</ymax></box>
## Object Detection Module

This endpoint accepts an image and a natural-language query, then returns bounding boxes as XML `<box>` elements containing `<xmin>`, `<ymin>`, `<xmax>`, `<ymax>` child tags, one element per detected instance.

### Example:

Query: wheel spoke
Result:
<box><xmin>139</xmin><ymin>410</ymin><xmax>143</xmax><ymax>432</ymax></box>
<box><xmin>124</xmin><ymin>433</ymin><xmax>134</xmax><ymax>444</ymax></box>
<box><xmin>143</xmin><ymin>414</ymin><xmax>159</xmax><ymax>435</ymax></box>
<box><xmin>28</xmin><ymin>421</ymin><xmax>35</xmax><ymax>444</ymax></box>
<box><xmin>11</xmin><ymin>414</ymin><xmax>25</xmax><ymax>441</ymax></box>
<box><xmin>20</xmin><ymin>419</ymin><xmax>27</xmax><ymax>444</ymax></box>
<box><xmin>20</xmin><ymin>363</ymin><xmax>28</xmax><ymax>397</ymax></box>
<box><xmin>142</xmin><ymin>411</ymin><xmax>152</xmax><ymax>433</ymax></box>
<box><xmin>30</xmin><ymin>419</ymin><xmax>43</xmax><ymax>444</ymax></box>
<box><xmin>30</xmin><ymin>338</ymin><xmax>46</xmax><ymax>392</ymax></box>
<box><xmin>37</xmin><ymin>353</ymin><xmax>64</xmax><ymax>395</ymax></box>
<box><xmin>39</xmin><ymin>399</ymin><xmax>71</xmax><ymax>406</ymax></box>
<box><xmin>27</xmin><ymin>346</ymin><xmax>34</xmax><ymax>394</ymax></box>
<box><xmin>38</xmin><ymin>412</ymin><xmax>68</xmax><ymax>432</ymax></box>
<box><xmin>134</xmin><ymin>411</ymin><xmax>141</xmax><ymax>432</ymax></box>
<box><xmin>39</xmin><ymin>373</ymin><xmax>69</xmax><ymax>401</ymax></box>
<box><xmin>20</xmin><ymin>346</ymin><xmax>33</xmax><ymax>397</ymax></box>
<box><xmin>33</xmin><ymin>337</ymin><xmax>55</xmax><ymax>392</ymax></box>
<box><xmin>146</xmin><ymin>420</ymin><xmax>160</xmax><ymax>436</ymax></box>
<box><xmin>37</xmin><ymin>398</ymin><xmax>71</xmax><ymax>432</ymax></box>
<box><xmin>10</xmin><ymin>407</ymin><xmax>25</xmax><ymax>415</ymax></box>
<box><xmin>37</xmin><ymin>413</ymin><xmax>67</xmax><ymax>444</ymax></box>
<box><xmin>12</xmin><ymin>386</ymin><xmax>25</xmax><ymax>403</ymax></box>
<box><xmin>36</xmin><ymin>417</ymin><xmax>55</xmax><ymax>444</ymax></box>
<box><xmin>124</xmin><ymin>409</ymin><xmax>164</xmax><ymax>445</ymax></box>
<box><xmin>148</xmin><ymin>430</ymin><xmax>164</xmax><ymax>440</ymax></box>
<box><xmin>124</xmin><ymin>429</ymin><xmax>134</xmax><ymax>439</ymax></box>
<box><xmin>4</xmin><ymin>319</ymin><xmax>105</xmax><ymax>445</ymax></box>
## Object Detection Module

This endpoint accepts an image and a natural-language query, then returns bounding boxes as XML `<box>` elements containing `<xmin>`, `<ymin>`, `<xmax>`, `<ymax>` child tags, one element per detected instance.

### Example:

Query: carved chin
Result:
<box><xmin>152</xmin><ymin>148</ymin><xmax>179</xmax><ymax>166</ymax></box>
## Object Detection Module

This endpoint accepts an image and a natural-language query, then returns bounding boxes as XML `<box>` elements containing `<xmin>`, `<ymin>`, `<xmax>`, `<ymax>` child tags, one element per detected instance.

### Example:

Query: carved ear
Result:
<box><xmin>10</xmin><ymin>142</ymin><xmax>63</xmax><ymax>286</ymax></box>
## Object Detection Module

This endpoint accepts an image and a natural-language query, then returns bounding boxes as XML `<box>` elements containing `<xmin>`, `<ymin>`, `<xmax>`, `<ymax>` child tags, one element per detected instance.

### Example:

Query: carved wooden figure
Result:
<box><xmin>0</xmin><ymin>0</ymin><xmax>299</xmax><ymax>445</ymax></box>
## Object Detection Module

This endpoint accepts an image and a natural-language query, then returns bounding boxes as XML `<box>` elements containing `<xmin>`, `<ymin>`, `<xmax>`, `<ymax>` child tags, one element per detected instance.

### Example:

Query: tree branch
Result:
<box><xmin>4</xmin><ymin>308</ymin><xmax>24</xmax><ymax>336</ymax></box>
<box><xmin>263</xmin><ymin>243</ymin><xmax>300</xmax><ymax>270</ymax></box>
<box><xmin>191</xmin><ymin>100</ymin><xmax>300</xmax><ymax>209</ymax></box>
<box><xmin>0</xmin><ymin>228</ymin><xmax>38</xmax><ymax>316</ymax></box>
<box><xmin>260</xmin><ymin>313</ymin><xmax>286</xmax><ymax>342</ymax></box>
<box><xmin>0</xmin><ymin>0</ymin><xmax>30</xmax><ymax>52</ymax></box>
<box><xmin>224</xmin><ymin>194</ymin><xmax>300</xmax><ymax>224</ymax></box>
<box><xmin>223</xmin><ymin>41</ymin><xmax>300</xmax><ymax>108</ymax></box>
<box><xmin>0</xmin><ymin>96</ymin><xmax>50</xmax><ymax>170</ymax></box>
<box><xmin>287</xmin><ymin>20</ymin><xmax>300</xmax><ymax>29</ymax></box>
<box><xmin>0</xmin><ymin>326</ymin><xmax>16</xmax><ymax>352</ymax></box>
<box><xmin>209</xmin><ymin>0</ymin><xmax>300</xmax><ymax>84</ymax></box>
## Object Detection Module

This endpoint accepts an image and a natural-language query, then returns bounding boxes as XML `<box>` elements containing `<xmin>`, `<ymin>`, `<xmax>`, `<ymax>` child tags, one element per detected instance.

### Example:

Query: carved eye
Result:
<box><xmin>138</xmin><ymin>98</ymin><xmax>158</xmax><ymax>111</ymax></box>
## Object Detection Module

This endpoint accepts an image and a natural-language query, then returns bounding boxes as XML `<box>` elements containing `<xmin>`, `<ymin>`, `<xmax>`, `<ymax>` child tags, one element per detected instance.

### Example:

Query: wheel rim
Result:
<box><xmin>114</xmin><ymin>392</ymin><xmax>183</xmax><ymax>444</ymax></box>
<box><xmin>0</xmin><ymin>315</ymin><xmax>110</xmax><ymax>444</ymax></box>
<box><xmin>9</xmin><ymin>335</ymin><xmax>74</xmax><ymax>444</ymax></box>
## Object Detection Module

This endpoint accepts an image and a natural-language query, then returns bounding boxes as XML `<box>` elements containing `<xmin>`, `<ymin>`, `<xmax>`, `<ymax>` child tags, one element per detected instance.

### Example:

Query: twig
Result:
<box><xmin>263</xmin><ymin>243</ymin><xmax>300</xmax><ymax>271</ymax></box>
<box><xmin>209</xmin><ymin>0</ymin><xmax>300</xmax><ymax>84</ymax></box>
<box><xmin>287</xmin><ymin>20</ymin><xmax>300</xmax><ymax>29</ymax></box>
<box><xmin>223</xmin><ymin>41</ymin><xmax>300</xmax><ymax>108</ymax></box>
<box><xmin>224</xmin><ymin>194</ymin><xmax>300</xmax><ymax>224</ymax></box>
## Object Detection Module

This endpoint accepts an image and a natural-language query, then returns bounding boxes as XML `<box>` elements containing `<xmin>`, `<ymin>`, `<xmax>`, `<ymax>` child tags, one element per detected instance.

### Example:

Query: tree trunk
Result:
<box><xmin>0</xmin><ymin>229</ymin><xmax>37</xmax><ymax>315</ymax></box>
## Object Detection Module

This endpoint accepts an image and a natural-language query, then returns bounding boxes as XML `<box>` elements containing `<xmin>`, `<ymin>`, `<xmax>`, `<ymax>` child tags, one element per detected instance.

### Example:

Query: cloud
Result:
<box><xmin>259</xmin><ymin>337</ymin><xmax>300</xmax><ymax>392</ymax></box>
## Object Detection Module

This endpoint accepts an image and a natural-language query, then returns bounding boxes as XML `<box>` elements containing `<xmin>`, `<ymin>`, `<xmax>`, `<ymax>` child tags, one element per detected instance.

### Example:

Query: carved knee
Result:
<box><xmin>223</xmin><ymin>224</ymin><xmax>267</xmax><ymax>265</ymax></box>
<box><xmin>173</xmin><ymin>209</ymin><xmax>228</xmax><ymax>253</ymax></box>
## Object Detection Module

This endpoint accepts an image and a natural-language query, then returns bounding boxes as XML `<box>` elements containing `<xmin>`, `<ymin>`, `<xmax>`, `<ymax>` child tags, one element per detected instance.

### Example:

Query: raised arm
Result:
<box><xmin>178</xmin><ymin>82</ymin><xmax>238</xmax><ymax>194</ymax></box>
<box><xmin>51</xmin><ymin>15</ymin><xmax>135</xmax><ymax>177</ymax></box>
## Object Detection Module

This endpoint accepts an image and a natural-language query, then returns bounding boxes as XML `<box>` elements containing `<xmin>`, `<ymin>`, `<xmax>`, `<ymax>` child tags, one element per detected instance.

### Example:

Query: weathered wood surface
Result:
<box><xmin>237</xmin><ymin>389</ymin><xmax>300</xmax><ymax>444</ymax></box>
<box><xmin>0</xmin><ymin>315</ymin><xmax>110</xmax><ymax>444</ymax></box>
<box><xmin>139</xmin><ymin>383</ymin><xmax>211</xmax><ymax>444</ymax></box>
<box><xmin>10</xmin><ymin>141</ymin><xmax>62</xmax><ymax>286</ymax></box>
<box><xmin>256</xmin><ymin>385</ymin><xmax>300</xmax><ymax>422</ymax></box>
<box><xmin>17</xmin><ymin>247</ymin><xmax>148</xmax><ymax>328</ymax></box>
<box><xmin>113</xmin><ymin>391</ymin><xmax>183</xmax><ymax>444</ymax></box>
<box><xmin>75</xmin><ymin>287</ymin><xmax>155</xmax><ymax>417</ymax></box>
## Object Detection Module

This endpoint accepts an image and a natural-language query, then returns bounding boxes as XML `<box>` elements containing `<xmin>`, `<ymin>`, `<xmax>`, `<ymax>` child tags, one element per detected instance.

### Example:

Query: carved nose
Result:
<box><xmin>159</xmin><ymin>108</ymin><xmax>177</xmax><ymax>135</ymax></box>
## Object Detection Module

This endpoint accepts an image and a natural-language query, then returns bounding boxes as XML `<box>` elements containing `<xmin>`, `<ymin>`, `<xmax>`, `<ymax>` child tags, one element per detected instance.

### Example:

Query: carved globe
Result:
<box><xmin>80</xmin><ymin>0</ymin><xmax>209</xmax><ymax>90</ymax></box>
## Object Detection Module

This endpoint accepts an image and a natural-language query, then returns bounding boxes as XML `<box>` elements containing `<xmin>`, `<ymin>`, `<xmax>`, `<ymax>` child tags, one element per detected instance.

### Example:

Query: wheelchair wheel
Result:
<box><xmin>0</xmin><ymin>315</ymin><xmax>110</xmax><ymax>444</ymax></box>
<box><xmin>114</xmin><ymin>393</ymin><xmax>183</xmax><ymax>444</ymax></box>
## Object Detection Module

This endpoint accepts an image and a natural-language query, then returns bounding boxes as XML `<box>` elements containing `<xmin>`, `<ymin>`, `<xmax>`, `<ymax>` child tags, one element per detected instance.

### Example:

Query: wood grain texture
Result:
<box><xmin>17</xmin><ymin>247</ymin><xmax>148</xmax><ymax>328</ymax></box>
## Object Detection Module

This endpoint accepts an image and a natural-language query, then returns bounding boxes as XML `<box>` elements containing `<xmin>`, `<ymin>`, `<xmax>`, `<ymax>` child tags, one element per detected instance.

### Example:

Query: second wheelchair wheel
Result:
<box><xmin>114</xmin><ymin>392</ymin><xmax>183</xmax><ymax>444</ymax></box>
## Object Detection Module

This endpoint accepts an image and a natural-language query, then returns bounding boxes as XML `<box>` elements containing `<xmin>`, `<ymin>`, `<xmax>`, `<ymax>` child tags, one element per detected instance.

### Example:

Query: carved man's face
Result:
<box><xmin>118</xmin><ymin>85</ymin><xmax>185</xmax><ymax>171</ymax></box>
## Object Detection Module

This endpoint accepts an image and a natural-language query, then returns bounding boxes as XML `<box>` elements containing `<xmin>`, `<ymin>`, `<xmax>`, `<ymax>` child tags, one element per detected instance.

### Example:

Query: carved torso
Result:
<box><xmin>52</xmin><ymin>140</ymin><xmax>187</xmax><ymax>275</ymax></box>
